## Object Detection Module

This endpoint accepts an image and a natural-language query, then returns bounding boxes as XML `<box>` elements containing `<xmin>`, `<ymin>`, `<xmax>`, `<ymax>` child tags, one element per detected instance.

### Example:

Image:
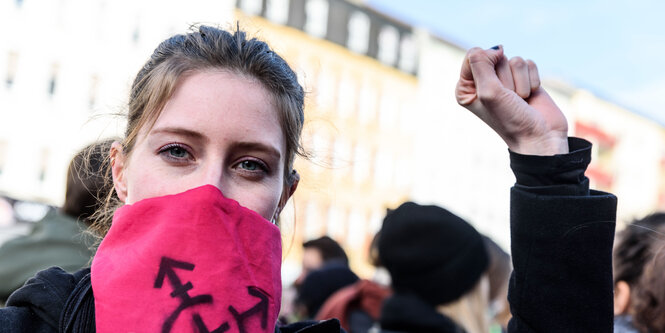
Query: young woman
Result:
<box><xmin>0</xmin><ymin>25</ymin><xmax>335</xmax><ymax>333</ymax></box>
<box><xmin>0</xmin><ymin>27</ymin><xmax>617</xmax><ymax>333</ymax></box>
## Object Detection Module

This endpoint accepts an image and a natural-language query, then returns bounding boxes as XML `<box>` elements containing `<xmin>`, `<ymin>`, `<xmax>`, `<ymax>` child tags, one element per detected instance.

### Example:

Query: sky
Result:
<box><xmin>366</xmin><ymin>0</ymin><xmax>665</xmax><ymax>125</ymax></box>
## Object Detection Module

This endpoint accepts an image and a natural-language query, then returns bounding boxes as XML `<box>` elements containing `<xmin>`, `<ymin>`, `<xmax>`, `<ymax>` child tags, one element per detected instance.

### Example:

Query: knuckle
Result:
<box><xmin>467</xmin><ymin>48</ymin><xmax>489</xmax><ymax>64</ymax></box>
<box><xmin>478</xmin><ymin>86</ymin><xmax>503</xmax><ymax>104</ymax></box>
<box><xmin>509</xmin><ymin>56</ymin><xmax>526</xmax><ymax>68</ymax></box>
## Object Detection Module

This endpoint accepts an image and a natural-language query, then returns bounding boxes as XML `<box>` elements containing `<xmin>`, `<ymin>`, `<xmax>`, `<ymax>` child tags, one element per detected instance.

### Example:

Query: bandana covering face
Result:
<box><xmin>91</xmin><ymin>185</ymin><xmax>282</xmax><ymax>333</ymax></box>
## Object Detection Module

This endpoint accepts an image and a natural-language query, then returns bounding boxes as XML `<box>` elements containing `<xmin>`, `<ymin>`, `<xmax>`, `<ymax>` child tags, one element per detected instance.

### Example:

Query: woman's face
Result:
<box><xmin>111</xmin><ymin>70</ymin><xmax>296</xmax><ymax>221</ymax></box>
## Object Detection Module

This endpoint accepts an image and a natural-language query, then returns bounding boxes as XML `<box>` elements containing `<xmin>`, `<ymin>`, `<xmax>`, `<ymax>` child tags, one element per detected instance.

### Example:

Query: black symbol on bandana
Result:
<box><xmin>228</xmin><ymin>286</ymin><xmax>270</xmax><ymax>332</ymax></box>
<box><xmin>154</xmin><ymin>256</ymin><xmax>271</xmax><ymax>333</ymax></box>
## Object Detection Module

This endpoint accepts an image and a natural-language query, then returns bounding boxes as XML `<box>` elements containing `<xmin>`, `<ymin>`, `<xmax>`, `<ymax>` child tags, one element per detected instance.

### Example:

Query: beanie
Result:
<box><xmin>378</xmin><ymin>202</ymin><xmax>489</xmax><ymax>306</ymax></box>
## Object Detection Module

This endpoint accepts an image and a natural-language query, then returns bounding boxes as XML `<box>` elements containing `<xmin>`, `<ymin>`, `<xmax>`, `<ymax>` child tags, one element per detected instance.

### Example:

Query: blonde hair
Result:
<box><xmin>437</xmin><ymin>275</ymin><xmax>490</xmax><ymax>333</ymax></box>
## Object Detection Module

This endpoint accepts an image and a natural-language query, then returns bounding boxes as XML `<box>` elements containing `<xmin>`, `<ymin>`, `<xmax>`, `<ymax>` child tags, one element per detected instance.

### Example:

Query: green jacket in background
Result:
<box><xmin>0</xmin><ymin>211</ymin><xmax>95</xmax><ymax>301</ymax></box>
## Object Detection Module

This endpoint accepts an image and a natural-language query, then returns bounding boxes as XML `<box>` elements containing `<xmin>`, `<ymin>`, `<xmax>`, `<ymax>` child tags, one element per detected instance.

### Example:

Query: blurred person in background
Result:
<box><xmin>0</xmin><ymin>139</ymin><xmax>112</xmax><ymax>302</ymax></box>
<box><xmin>314</xmin><ymin>230</ymin><xmax>392</xmax><ymax>332</ymax></box>
<box><xmin>377</xmin><ymin>201</ymin><xmax>491</xmax><ymax>333</ymax></box>
<box><xmin>631</xmin><ymin>240</ymin><xmax>665</xmax><ymax>333</ymax></box>
<box><xmin>367</xmin><ymin>229</ymin><xmax>391</xmax><ymax>287</ymax></box>
<box><xmin>281</xmin><ymin>235</ymin><xmax>351</xmax><ymax>323</ymax></box>
<box><xmin>297</xmin><ymin>236</ymin><xmax>350</xmax><ymax>286</ymax></box>
<box><xmin>482</xmin><ymin>236</ymin><xmax>512</xmax><ymax>332</ymax></box>
<box><xmin>613</xmin><ymin>213</ymin><xmax>665</xmax><ymax>332</ymax></box>
<box><xmin>295</xmin><ymin>262</ymin><xmax>359</xmax><ymax>320</ymax></box>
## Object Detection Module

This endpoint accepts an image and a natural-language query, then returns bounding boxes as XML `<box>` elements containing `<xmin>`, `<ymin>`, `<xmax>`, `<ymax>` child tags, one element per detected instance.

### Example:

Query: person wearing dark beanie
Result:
<box><xmin>378</xmin><ymin>202</ymin><xmax>490</xmax><ymax>333</ymax></box>
<box><xmin>296</xmin><ymin>262</ymin><xmax>360</xmax><ymax>320</ymax></box>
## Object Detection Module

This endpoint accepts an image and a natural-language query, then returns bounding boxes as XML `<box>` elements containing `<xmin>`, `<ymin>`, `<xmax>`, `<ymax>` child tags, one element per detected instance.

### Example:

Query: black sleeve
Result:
<box><xmin>510</xmin><ymin>137</ymin><xmax>591</xmax><ymax>196</ymax></box>
<box><xmin>506</xmin><ymin>137</ymin><xmax>617</xmax><ymax>333</ymax></box>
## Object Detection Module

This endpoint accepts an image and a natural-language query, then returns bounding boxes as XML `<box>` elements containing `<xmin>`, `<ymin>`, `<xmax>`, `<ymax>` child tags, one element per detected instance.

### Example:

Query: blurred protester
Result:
<box><xmin>377</xmin><ymin>202</ymin><xmax>490</xmax><ymax>333</ymax></box>
<box><xmin>315</xmin><ymin>231</ymin><xmax>392</xmax><ymax>332</ymax></box>
<box><xmin>631</xmin><ymin>241</ymin><xmax>665</xmax><ymax>333</ymax></box>
<box><xmin>296</xmin><ymin>262</ymin><xmax>359</xmax><ymax>320</ymax></box>
<box><xmin>281</xmin><ymin>235</ymin><xmax>350</xmax><ymax>323</ymax></box>
<box><xmin>483</xmin><ymin>236</ymin><xmax>512</xmax><ymax>332</ymax></box>
<box><xmin>367</xmin><ymin>230</ymin><xmax>391</xmax><ymax>287</ymax></box>
<box><xmin>613</xmin><ymin>213</ymin><xmax>665</xmax><ymax>332</ymax></box>
<box><xmin>0</xmin><ymin>139</ymin><xmax>112</xmax><ymax>301</ymax></box>
<box><xmin>297</xmin><ymin>236</ymin><xmax>350</xmax><ymax>286</ymax></box>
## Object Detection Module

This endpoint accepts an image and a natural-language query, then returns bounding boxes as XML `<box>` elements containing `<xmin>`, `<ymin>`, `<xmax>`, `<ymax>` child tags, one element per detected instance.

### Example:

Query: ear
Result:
<box><xmin>110</xmin><ymin>141</ymin><xmax>128</xmax><ymax>203</ymax></box>
<box><xmin>283</xmin><ymin>170</ymin><xmax>300</xmax><ymax>205</ymax></box>
<box><xmin>614</xmin><ymin>280</ymin><xmax>631</xmax><ymax>315</ymax></box>
<box><xmin>274</xmin><ymin>170</ymin><xmax>300</xmax><ymax>220</ymax></box>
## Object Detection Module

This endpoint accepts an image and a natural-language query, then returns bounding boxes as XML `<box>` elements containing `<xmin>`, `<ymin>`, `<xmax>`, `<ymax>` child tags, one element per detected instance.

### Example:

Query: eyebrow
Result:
<box><xmin>230</xmin><ymin>141</ymin><xmax>282</xmax><ymax>161</ymax></box>
<box><xmin>150</xmin><ymin>127</ymin><xmax>208</xmax><ymax>143</ymax></box>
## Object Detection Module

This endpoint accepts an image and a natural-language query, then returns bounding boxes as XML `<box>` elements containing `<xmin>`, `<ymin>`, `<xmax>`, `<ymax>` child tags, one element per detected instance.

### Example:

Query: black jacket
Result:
<box><xmin>0</xmin><ymin>267</ymin><xmax>93</xmax><ymax>332</ymax></box>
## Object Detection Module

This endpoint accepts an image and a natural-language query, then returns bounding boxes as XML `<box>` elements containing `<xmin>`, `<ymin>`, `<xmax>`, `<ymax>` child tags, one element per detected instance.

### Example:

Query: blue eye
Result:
<box><xmin>158</xmin><ymin>143</ymin><xmax>192</xmax><ymax>162</ymax></box>
<box><xmin>168</xmin><ymin>146</ymin><xmax>188</xmax><ymax>158</ymax></box>
<box><xmin>240</xmin><ymin>160</ymin><xmax>260</xmax><ymax>171</ymax></box>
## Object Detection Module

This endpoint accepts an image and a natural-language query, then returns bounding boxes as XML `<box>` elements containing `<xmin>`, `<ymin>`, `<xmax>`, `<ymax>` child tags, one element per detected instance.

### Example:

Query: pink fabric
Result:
<box><xmin>91</xmin><ymin>185</ymin><xmax>282</xmax><ymax>332</ymax></box>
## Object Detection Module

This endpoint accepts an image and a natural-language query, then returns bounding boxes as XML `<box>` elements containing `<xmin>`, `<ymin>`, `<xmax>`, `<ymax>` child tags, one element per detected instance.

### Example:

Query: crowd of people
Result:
<box><xmin>0</xmin><ymin>24</ymin><xmax>663</xmax><ymax>333</ymax></box>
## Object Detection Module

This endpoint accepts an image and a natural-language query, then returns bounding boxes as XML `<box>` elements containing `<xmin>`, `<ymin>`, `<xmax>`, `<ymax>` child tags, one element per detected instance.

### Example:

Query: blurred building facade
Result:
<box><xmin>1</xmin><ymin>0</ymin><xmax>665</xmax><ymax>279</ymax></box>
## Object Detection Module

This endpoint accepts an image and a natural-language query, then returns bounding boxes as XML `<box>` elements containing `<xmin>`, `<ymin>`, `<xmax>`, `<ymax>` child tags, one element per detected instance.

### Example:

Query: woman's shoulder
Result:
<box><xmin>1</xmin><ymin>267</ymin><xmax>90</xmax><ymax>333</ymax></box>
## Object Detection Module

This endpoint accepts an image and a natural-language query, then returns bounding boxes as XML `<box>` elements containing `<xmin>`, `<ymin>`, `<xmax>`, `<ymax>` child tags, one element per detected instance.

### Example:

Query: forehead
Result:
<box><xmin>147</xmin><ymin>70</ymin><xmax>284</xmax><ymax>151</ymax></box>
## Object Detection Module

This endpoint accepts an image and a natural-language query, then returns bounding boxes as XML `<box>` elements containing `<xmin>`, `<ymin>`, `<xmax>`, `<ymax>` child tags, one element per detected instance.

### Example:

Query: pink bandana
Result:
<box><xmin>91</xmin><ymin>185</ymin><xmax>282</xmax><ymax>332</ymax></box>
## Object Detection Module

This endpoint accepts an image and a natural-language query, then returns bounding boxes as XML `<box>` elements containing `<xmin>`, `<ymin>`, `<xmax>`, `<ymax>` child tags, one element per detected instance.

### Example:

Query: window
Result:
<box><xmin>326</xmin><ymin>205</ymin><xmax>346</xmax><ymax>240</ymax></box>
<box><xmin>240</xmin><ymin>0</ymin><xmax>263</xmax><ymax>16</ymax></box>
<box><xmin>337</xmin><ymin>72</ymin><xmax>357</xmax><ymax>118</ymax></box>
<box><xmin>352</xmin><ymin>144</ymin><xmax>370</xmax><ymax>184</ymax></box>
<box><xmin>399</xmin><ymin>34</ymin><xmax>418</xmax><ymax>73</ymax></box>
<box><xmin>304</xmin><ymin>201</ymin><xmax>321</xmax><ymax>240</ymax></box>
<box><xmin>378</xmin><ymin>88</ymin><xmax>398</xmax><ymax>128</ymax></box>
<box><xmin>132</xmin><ymin>25</ymin><xmax>140</xmax><ymax>44</ymax></box>
<box><xmin>38</xmin><ymin>148</ymin><xmax>49</xmax><ymax>183</ymax></box>
<box><xmin>347</xmin><ymin>11</ymin><xmax>370</xmax><ymax>55</ymax></box>
<box><xmin>47</xmin><ymin>63</ymin><xmax>59</xmax><ymax>97</ymax></box>
<box><xmin>377</xmin><ymin>26</ymin><xmax>399</xmax><ymax>66</ymax></box>
<box><xmin>266</xmin><ymin>0</ymin><xmax>289</xmax><ymax>25</ymax></box>
<box><xmin>332</xmin><ymin>139</ymin><xmax>352</xmax><ymax>177</ymax></box>
<box><xmin>88</xmin><ymin>74</ymin><xmax>100</xmax><ymax>110</ymax></box>
<box><xmin>316</xmin><ymin>68</ymin><xmax>336</xmax><ymax>110</ymax></box>
<box><xmin>357</xmin><ymin>78</ymin><xmax>377</xmax><ymax>123</ymax></box>
<box><xmin>373</xmin><ymin>149</ymin><xmax>393</xmax><ymax>187</ymax></box>
<box><xmin>346</xmin><ymin>209</ymin><xmax>366</xmax><ymax>249</ymax></box>
<box><xmin>304</xmin><ymin>0</ymin><xmax>329</xmax><ymax>38</ymax></box>
<box><xmin>5</xmin><ymin>51</ymin><xmax>18</xmax><ymax>89</ymax></box>
<box><xmin>311</xmin><ymin>133</ymin><xmax>329</xmax><ymax>172</ymax></box>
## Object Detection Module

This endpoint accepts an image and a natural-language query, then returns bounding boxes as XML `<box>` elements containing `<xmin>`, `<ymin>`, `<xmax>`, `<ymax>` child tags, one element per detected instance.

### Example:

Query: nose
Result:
<box><xmin>199</xmin><ymin>159</ymin><xmax>225</xmax><ymax>194</ymax></box>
